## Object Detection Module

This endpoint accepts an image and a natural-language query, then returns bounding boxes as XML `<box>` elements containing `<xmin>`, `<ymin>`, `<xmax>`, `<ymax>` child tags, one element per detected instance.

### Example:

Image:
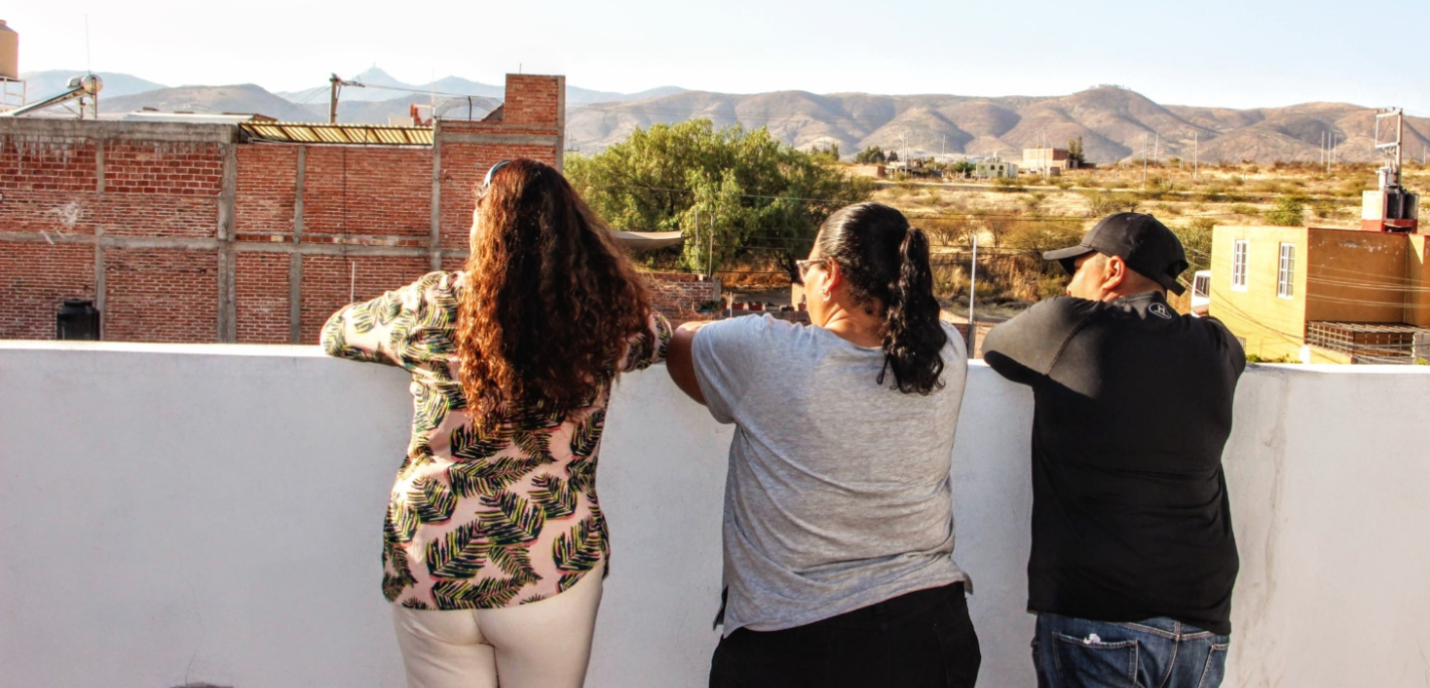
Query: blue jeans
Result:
<box><xmin>1032</xmin><ymin>614</ymin><xmax>1229</xmax><ymax>688</ymax></box>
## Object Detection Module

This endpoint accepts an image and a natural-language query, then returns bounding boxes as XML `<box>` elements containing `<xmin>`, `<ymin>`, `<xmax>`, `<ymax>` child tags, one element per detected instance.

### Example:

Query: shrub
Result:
<box><xmin>1230</xmin><ymin>203</ymin><xmax>1259</xmax><ymax>216</ymax></box>
<box><xmin>993</xmin><ymin>175</ymin><xmax>1024</xmax><ymax>192</ymax></box>
<box><xmin>1266</xmin><ymin>197</ymin><xmax>1305</xmax><ymax>226</ymax></box>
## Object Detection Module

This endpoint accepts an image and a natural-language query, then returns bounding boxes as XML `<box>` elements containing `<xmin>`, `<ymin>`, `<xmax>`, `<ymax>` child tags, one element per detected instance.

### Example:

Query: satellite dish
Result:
<box><xmin>433</xmin><ymin>96</ymin><xmax>492</xmax><ymax>121</ymax></box>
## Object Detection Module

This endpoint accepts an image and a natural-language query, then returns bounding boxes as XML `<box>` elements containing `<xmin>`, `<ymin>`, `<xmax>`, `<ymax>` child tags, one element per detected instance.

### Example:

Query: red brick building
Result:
<box><xmin>0</xmin><ymin>74</ymin><xmax>583</xmax><ymax>343</ymax></box>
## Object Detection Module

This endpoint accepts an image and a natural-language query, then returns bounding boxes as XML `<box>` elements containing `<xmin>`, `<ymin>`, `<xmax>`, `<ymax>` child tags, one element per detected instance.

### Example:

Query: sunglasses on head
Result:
<box><xmin>482</xmin><ymin>160</ymin><xmax>512</xmax><ymax>188</ymax></box>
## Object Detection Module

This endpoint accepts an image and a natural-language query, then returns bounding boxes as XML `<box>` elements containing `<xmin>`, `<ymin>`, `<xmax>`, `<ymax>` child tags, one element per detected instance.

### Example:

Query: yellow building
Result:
<box><xmin>1209</xmin><ymin>226</ymin><xmax>1430</xmax><ymax>363</ymax></box>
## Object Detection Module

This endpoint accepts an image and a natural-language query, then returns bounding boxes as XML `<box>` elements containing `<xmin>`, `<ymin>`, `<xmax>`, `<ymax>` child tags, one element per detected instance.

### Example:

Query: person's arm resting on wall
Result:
<box><xmin>320</xmin><ymin>278</ymin><xmax>427</xmax><ymax>369</ymax></box>
<box><xmin>981</xmin><ymin>298</ymin><xmax>1085</xmax><ymax>385</ymax></box>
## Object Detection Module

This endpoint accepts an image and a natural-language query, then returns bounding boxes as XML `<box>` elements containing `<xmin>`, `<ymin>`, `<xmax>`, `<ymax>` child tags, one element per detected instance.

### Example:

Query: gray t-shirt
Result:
<box><xmin>692</xmin><ymin>314</ymin><xmax>970</xmax><ymax>634</ymax></box>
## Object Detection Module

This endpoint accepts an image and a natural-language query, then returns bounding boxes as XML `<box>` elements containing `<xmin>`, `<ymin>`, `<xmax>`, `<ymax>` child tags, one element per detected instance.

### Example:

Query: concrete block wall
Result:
<box><xmin>2</xmin><ymin>345</ymin><xmax>1429</xmax><ymax>688</ymax></box>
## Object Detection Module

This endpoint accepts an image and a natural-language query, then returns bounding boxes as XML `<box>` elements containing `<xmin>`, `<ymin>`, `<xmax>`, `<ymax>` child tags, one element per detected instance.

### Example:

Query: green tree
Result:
<box><xmin>565</xmin><ymin>120</ymin><xmax>873</xmax><ymax>277</ymax></box>
<box><xmin>950</xmin><ymin>160</ymin><xmax>976</xmax><ymax>176</ymax></box>
<box><xmin>854</xmin><ymin>146</ymin><xmax>886</xmax><ymax>164</ymax></box>
<box><xmin>887</xmin><ymin>150</ymin><xmax>900</xmax><ymax>163</ymax></box>
<box><xmin>1174</xmin><ymin>217</ymin><xmax>1215</xmax><ymax>280</ymax></box>
<box><xmin>809</xmin><ymin>143</ymin><xmax>841</xmax><ymax>163</ymax></box>
<box><xmin>1068</xmin><ymin>136</ymin><xmax>1086</xmax><ymax>167</ymax></box>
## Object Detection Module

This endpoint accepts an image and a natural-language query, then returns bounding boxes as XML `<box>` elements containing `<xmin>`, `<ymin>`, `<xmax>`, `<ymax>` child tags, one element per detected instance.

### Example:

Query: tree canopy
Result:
<box><xmin>565</xmin><ymin>119</ymin><xmax>873</xmax><ymax>277</ymax></box>
<box><xmin>854</xmin><ymin>146</ymin><xmax>887</xmax><ymax>164</ymax></box>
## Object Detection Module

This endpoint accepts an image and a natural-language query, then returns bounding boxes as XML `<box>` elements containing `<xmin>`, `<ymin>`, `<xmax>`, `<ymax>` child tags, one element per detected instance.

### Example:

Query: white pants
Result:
<box><xmin>392</xmin><ymin>562</ymin><xmax>605</xmax><ymax>688</ymax></box>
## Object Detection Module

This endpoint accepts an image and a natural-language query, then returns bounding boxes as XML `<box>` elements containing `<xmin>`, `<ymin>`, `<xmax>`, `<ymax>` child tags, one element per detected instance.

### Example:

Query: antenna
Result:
<box><xmin>84</xmin><ymin>14</ymin><xmax>92</xmax><ymax>74</ymax></box>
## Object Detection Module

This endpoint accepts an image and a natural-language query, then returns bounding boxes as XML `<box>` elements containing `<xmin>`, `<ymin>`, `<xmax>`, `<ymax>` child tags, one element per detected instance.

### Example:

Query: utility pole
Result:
<box><xmin>694</xmin><ymin>206</ymin><xmax>700</xmax><ymax>276</ymax></box>
<box><xmin>328</xmin><ymin>73</ymin><xmax>366</xmax><ymax>124</ymax></box>
<box><xmin>1194</xmin><ymin>132</ymin><xmax>1199</xmax><ymax>179</ymax></box>
<box><xmin>708</xmin><ymin>212</ymin><xmax>715</xmax><ymax>281</ymax></box>
<box><xmin>329</xmin><ymin>73</ymin><xmax>341</xmax><ymax>124</ymax></box>
<box><xmin>1141</xmin><ymin>133</ymin><xmax>1149</xmax><ymax>190</ymax></box>
<box><xmin>967</xmin><ymin>233</ymin><xmax>978</xmax><ymax>356</ymax></box>
<box><xmin>1153</xmin><ymin>132</ymin><xmax>1159</xmax><ymax>167</ymax></box>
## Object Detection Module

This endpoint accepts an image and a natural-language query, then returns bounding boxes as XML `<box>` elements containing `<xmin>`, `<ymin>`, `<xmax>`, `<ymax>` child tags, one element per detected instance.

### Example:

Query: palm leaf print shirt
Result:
<box><xmin>321</xmin><ymin>271</ymin><xmax>672</xmax><ymax>610</ymax></box>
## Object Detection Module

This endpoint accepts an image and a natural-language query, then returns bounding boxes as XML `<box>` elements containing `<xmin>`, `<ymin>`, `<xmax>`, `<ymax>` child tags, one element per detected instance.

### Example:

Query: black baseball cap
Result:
<box><xmin>1043</xmin><ymin>212</ymin><xmax>1189</xmax><ymax>295</ymax></box>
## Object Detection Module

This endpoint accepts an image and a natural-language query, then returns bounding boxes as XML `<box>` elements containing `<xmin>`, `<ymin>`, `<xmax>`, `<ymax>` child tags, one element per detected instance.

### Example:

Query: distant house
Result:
<box><xmin>1022</xmin><ymin>147</ymin><xmax>1071</xmax><ymax>174</ymax></box>
<box><xmin>975</xmin><ymin>161</ymin><xmax>1018</xmax><ymax>179</ymax></box>
<box><xmin>1208</xmin><ymin>225</ymin><xmax>1430</xmax><ymax>363</ymax></box>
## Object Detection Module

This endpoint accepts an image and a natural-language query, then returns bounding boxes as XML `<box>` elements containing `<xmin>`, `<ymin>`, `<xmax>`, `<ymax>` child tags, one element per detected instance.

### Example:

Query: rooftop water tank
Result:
<box><xmin>0</xmin><ymin>20</ymin><xmax>18</xmax><ymax>80</ymax></box>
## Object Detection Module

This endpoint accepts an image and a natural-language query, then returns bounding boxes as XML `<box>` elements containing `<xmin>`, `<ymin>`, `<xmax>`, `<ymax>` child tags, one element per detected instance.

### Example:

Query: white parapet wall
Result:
<box><xmin>1</xmin><ymin>342</ymin><xmax>1428</xmax><ymax>688</ymax></box>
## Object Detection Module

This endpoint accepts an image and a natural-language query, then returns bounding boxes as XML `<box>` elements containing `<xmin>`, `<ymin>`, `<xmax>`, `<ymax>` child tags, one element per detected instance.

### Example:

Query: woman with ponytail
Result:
<box><xmin>667</xmin><ymin>202</ymin><xmax>979</xmax><ymax>687</ymax></box>
<box><xmin>322</xmin><ymin>159</ymin><xmax>671</xmax><ymax>688</ymax></box>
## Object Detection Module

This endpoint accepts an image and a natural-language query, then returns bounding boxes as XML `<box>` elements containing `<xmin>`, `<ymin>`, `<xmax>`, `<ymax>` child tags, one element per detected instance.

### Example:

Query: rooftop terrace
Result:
<box><xmin>1</xmin><ymin>342</ymin><xmax>1427</xmax><ymax>687</ymax></box>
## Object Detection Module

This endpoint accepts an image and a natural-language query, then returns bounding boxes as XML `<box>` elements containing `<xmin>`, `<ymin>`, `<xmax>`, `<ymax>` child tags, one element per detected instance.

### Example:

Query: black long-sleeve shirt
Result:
<box><xmin>982</xmin><ymin>292</ymin><xmax>1245</xmax><ymax>635</ymax></box>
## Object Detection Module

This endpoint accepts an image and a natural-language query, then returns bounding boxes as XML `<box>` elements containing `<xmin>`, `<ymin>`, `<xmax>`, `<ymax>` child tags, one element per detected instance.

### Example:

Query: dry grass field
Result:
<box><xmin>862</xmin><ymin>161</ymin><xmax>1429</xmax><ymax>316</ymax></box>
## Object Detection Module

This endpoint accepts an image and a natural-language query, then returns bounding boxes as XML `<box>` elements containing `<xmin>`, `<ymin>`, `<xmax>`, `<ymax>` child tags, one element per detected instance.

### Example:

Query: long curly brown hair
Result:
<box><xmin>455</xmin><ymin>159</ymin><xmax>651</xmax><ymax>431</ymax></box>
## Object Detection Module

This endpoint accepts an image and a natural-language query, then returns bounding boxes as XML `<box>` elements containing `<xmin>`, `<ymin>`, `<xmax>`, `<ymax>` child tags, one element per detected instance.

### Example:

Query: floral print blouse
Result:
<box><xmin>321</xmin><ymin>271</ymin><xmax>671</xmax><ymax>610</ymax></box>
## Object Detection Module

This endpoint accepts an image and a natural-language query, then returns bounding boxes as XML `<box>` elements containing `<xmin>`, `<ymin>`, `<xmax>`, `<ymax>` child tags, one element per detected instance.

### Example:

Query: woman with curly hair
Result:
<box><xmin>666</xmin><ymin>202</ymin><xmax>981</xmax><ymax>688</ymax></box>
<box><xmin>321</xmin><ymin>158</ymin><xmax>671</xmax><ymax>688</ymax></box>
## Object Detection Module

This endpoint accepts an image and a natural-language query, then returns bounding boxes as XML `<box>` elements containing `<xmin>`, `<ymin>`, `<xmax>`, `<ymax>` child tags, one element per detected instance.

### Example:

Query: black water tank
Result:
<box><xmin>56</xmin><ymin>299</ymin><xmax>101</xmax><ymax>340</ymax></box>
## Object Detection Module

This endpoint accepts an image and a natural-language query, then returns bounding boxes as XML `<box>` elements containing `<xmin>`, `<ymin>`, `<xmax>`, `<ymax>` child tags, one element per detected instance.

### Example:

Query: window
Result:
<box><xmin>1193</xmin><ymin>273</ymin><xmax>1211</xmax><ymax>299</ymax></box>
<box><xmin>1231</xmin><ymin>240</ymin><xmax>1248</xmax><ymax>291</ymax></box>
<box><xmin>1277</xmin><ymin>243</ymin><xmax>1295</xmax><ymax>298</ymax></box>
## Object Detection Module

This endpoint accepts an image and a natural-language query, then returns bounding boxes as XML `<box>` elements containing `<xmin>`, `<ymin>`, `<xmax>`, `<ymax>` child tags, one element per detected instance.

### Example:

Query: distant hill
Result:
<box><xmin>101</xmin><ymin>84</ymin><xmax>317</xmax><ymax>122</ymax></box>
<box><xmin>301</xmin><ymin>93</ymin><xmax>502</xmax><ymax>125</ymax></box>
<box><xmin>276</xmin><ymin>66</ymin><xmax>686</xmax><ymax>105</ymax></box>
<box><xmin>566</xmin><ymin>87</ymin><xmax>1430</xmax><ymax>164</ymax></box>
<box><xmin>20</xmin><ymin>70</ymin><xmax>167</xmax><ymax>101</ymax></box>
<box><xmin>21</xmin><ymin>66</ymin><xmax>1427</xmax><ymax>165</ymax></box>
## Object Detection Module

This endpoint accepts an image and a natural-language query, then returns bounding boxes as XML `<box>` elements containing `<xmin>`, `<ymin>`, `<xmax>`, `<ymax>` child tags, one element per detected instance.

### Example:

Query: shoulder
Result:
<box><xmin>988</xmin><ymin>297</ymin><xmax>1098</xmax><ymax>343</ymax></box>
<box><xmin>1194</xmin><ymin>315</ymin><xmax>1248</xmax><ymax>372</ymax></box>
<box><xmin>1026</xmin><ymin>296</ymin><xmax>1101</xmax><ymax>327</ymax></box>
<box><xmin>699</xmin><ymin>313</ymin><xmax>797</xmax><ymax>344</ymax></box>
<box><xmin>939</xmin><ymin>321</ymin><xmax>968</xmax><ymax>360</ymax></box>
<box><xmin>694</xmin><ymin>314</ymin><xmax>809</xmax><ymax>368</ymax></box>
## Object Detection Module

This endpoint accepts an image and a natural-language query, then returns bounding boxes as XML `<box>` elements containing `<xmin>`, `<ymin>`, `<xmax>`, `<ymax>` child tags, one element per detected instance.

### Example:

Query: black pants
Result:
<box><xmin>709</xmin><ymin>582</ymin><xmax>981</xmax><ymax>688</ymax></box>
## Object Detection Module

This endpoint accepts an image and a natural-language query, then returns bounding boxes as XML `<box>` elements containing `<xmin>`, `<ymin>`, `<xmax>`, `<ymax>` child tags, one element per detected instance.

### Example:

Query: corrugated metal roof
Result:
<box><xmin>238</xmin><ymin>122</ymin><xmax>433</xmax><ymax>146</ymax></box>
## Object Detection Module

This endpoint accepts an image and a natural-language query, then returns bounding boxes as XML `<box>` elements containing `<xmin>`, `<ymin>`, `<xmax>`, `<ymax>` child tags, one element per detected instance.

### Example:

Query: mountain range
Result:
<box><xmin>17</xmin><ymin>68</ymin><xmax>1429</xmax><ymax>165</ymax></box>
<box><xmin>568</xmin><ymin>88</ymin><xmax>1430</xmax><ymax>165</ymax></box>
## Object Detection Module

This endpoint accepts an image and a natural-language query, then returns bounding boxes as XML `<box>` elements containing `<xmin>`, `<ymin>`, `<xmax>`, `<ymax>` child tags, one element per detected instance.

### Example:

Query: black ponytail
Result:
<box><xmin>814</xmin><ymin>203</ymin><xmax>948</xmax><ymax>395</ymax></box>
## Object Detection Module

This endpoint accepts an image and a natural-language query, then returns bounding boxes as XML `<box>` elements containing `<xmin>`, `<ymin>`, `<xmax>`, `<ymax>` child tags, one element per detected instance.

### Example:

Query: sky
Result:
<box><xmin>8</xmin><ymin>0</ymin><xmax>1430</xmax><ymax>113</ymax></box>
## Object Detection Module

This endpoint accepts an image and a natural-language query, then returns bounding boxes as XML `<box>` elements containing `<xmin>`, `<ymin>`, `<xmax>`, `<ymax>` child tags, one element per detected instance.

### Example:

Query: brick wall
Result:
<box><xmin>0</xmin><ymin>75</ymin><xmax>567</xmax><ymax>345</ymax></box>
<box><xmin>645</xmin><ymin>271</ymin><xmax>721</xmax><ymax>322</ymax></box>
<box><xmin>103</xmin><ymin>248</ymin><xmax>218</xmax><ymax>342</ymax></box>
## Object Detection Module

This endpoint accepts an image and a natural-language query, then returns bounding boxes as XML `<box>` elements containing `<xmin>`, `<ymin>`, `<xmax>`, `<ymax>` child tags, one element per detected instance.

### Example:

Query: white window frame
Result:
<box><xmin>1231</xmin><ymin>240</ymin><xmax>1248</xmax><ymax>291</ymax></box>
<box><xmin>1277</xmin><ymin>242</ymin><xmax>1295</xmax><ymax>299</ymax></box>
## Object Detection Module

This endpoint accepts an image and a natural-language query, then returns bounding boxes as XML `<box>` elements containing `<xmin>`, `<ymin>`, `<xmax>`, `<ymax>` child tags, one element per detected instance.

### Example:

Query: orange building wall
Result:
<box><xmin>1304</xmin><ymin>228</ymin><xmax>1407</xmax><ymax>324</ymax></box>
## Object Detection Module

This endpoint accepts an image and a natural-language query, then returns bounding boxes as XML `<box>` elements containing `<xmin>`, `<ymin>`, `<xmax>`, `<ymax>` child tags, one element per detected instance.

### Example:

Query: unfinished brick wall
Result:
<box><xmin>0</xmin><ymin>243</ymin><xmax>95</xmax><ymax>340</ymax></box>
<box><xmin>0</xmin><ymin>74</ymin><xmax>572</xmax><ymax>345</ymax></box>
<box><xmin>645</xmin><ymin>271</ymin><xmax>721</xmax><ymax>321</ymax></box>
<box><xmin>103</xmin><ymin>248</ymin><xmax>219</xmax><ymax>342</ymax></box>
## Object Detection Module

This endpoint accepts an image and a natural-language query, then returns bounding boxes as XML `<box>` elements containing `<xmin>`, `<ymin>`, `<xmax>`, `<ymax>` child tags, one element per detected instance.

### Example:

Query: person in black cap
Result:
<box><xmin>981</xmin><ymin>212</ymin><xmax>1246</xmax><ymax>688</ymax></box>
